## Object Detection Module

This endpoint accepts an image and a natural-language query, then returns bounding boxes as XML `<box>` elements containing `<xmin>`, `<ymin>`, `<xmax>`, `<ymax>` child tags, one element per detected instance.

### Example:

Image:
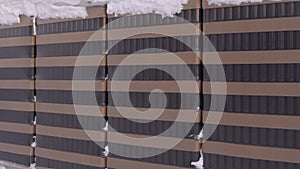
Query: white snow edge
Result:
<box><xmin>103</xmin><ymin>145</ymin><xmax>109</xmax><ymax>157</ymax></box>
<box><xmin>191</xmin><ymin>150</ymin><xmax>204</xmax><ymax>169</ymax></box>
<box><xmin>0</xmin><ymin>0</ymin><xmax>284</xmax><ymax>25</ymax></box>
<box><xmin>0</xmin><ymin>0</ymin><xmax>189</xmax><ymax>25</ymax></box>
<box><xmin>191</xmin><ymin>129</ymin><xmax>204</xmax><ymax>169</ymax></box>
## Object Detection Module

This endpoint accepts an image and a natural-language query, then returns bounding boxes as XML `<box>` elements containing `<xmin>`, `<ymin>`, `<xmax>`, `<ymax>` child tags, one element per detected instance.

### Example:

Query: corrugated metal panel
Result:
<box><xmin>35</xmin><ymin>6</ymin><xmax>107</xmax><ymax>169</ymax></box>
<box><xmin>0</xmin><ymin>16</ymin><xmax>35</xmax><ymax>166</ymax></box>
<box><xmin>202</xmin><ymin>0</ymin><xmax>300</xmax><ymax>168</ymax></box>
<box><xmin>203</xmin><ymin>1</ymin><xmax>300</xmax><ymax>22</ymax></box>
<box><xmin>107</xmin><ymin>0</ymin><xmax>202</xmax><ymax>168</ymax></box>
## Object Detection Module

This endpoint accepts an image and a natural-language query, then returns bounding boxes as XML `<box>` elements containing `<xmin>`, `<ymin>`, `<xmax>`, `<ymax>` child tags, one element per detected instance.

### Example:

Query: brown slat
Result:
<box><xmin>0</xmin><ymin>16</ymin><xmax>33</xmax><ymax>29</ymax></box>
<box><xmin>183</xmin><ymin>0</ymin><xmax>201</xmax><ymax>10</ymax></box>
<box><xmin>0</xmin><ymin>101</ymin><xmax>34</xmax><ymax>112</ymax></box>
<box><xmin>203</xmin><ymin>111</ymin><xmax>300</xmax><ymax>130</ymax></box>
<box><xmin>36</xmin><ymin>56</ymin><xmax>106</xmax><ymax>67</ymax></box>
<box><xmin>204</xmin><ymin>82</ymin><xmax>300</xmax><ymax>96</ymax></box>
<box><xmin>108</xmin><ymin>81</ymin><xmax>201</xmax><ymax>93</ymax></box>
<box><xmin>36</xmin><ymin>80</ymin><xmax>105</xmax><ymax>91</ymax></box>
<box><xmin>36</xmin><ymin>103</ymin><xmax>106</xmax><ymax>116</ymax></box>
<box><xmin>203</xmin><ymin>50</ymin><xmax>300</xmax><ymax>65</ymax></box>
<box><xmin>108</xmin><ymin>157</ymin><xmax>192</xmax><ymax>169</ymax></box>
<box><xmin>36</xmin><ymin>148</ymin><xmax>106</xmax><ymax>167</ymax></box>
<box><xmin>203</xmin><ymin>141</ymin><xmax>300</xmax><ymax>163</ymax></box>
<box><xmin>108</xmin><ymin>51</ymin><xmax>201</xmax><ymax>66</ymax></box>
<box><xmin>0</xmin><ymin>122</ymin><xmax>34</xmax><ymax>134</ymax></box>
<box><xmin>37</xmin><ymin>31</ymin><xmax>106</xmax><ymax>45</ymax></box>
<box><xmin>0</xmin><ymin>80</ymin><xmax>34</xmax><ymax>90</ymax></box>
<box><xmin>0</xmin><ymin>142</ymin><xmax>33</xmax><ymax>156</ymax></box>
<box><xmin>37</xmin><ymin>125</ymin><xmax>106</xmax><ymax>142</ymax></box>
<box><xmin>36</xmin><ymin>56</ymin><xmax>105</xmax><ymax>67</ymax></box>
<box><xmin>0</xmin><ymin>58</ymin><xmax>34</xmax><ymax>68</ymax></box>
<box><xmin>108</xmin><ymin>132</ymin><xmax>200</xmax><ymax>152</ymax></box>
<box><xmin>204</xmin><ymin>17</ymin><xmax>300</xmax><ymax>34</ymax></box>
<box><xmin>108</xmin><ymin>106</ymin><xmax>201</xmax><ymax>123</ymax></box>
<box><xmin>0</xmin><ymin>37</ymin><xmax>34</xmax><ymax>47</ymax></box>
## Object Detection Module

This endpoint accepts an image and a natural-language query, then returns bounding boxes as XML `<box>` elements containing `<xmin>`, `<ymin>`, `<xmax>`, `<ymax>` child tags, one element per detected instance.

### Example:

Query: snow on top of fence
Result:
<box><xmin>0</xmin><ymin>0</ymin><xmax>189</xmax><ymax>25</ymax></box>
<box><xmin>107</xmin><ymin>0</ymin><xmax>189</xmax><ymax>17</ymax></box>
<box><xmin>0</xmin><ymin>0</ymin><xmax>282</xmax><ymax>25</ymax></box>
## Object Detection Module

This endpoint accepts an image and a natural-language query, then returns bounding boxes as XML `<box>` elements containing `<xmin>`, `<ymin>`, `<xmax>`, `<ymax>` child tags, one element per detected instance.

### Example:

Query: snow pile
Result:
<box><xmin>107</xmin><ymin>0</ymin><xmax>188</xmax><ymax>17</ymax></box>
<box><xmin>0</xmin><ymin>0</ymin><xmax>283</xmax><ymax>25</ymax></box>
<box><xmin>103</xmin><ymin>146</ymin><xmax>109</xmax><ymax>157</ymax></box>
<box><xmin>30</xmin><ymin>163</ymin><xmax>36</xmax><ymax>169</ymax></box>
<box><xmin>0</xmin><ymin>0</ymin><xmax>90</xmax><ymax>25</ymax></box>
<box><xmin>207</xmin><ymin>0</ymin><xmax>281</xmax><ymax>6</ymax></box>
<box><xmin>103</xmin><ymin>122</ymin><xmax>108</xmax><ymax>131</ymax></box>
<box><xmin>0</xmin><ymin>0</ymin><xmax>189</xmax><ymax>25</ymax></box>
<box><xmin>191</xmin><ymin>151</ymin><xmax>204</xmax><ymax>169</ymax></box>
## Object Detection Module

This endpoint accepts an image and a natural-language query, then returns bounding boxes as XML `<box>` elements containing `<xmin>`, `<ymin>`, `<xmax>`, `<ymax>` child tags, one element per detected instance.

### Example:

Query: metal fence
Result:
<box><xmin>202</xmin><ymin>1</ymin><xmax>300</xmax><ymax>169</ymax></box>
<box><xmin>0</xmin><ymin>0</ymin><xmax>299</xmax><ymax>169</ymax></box>
<box><xmin>0</xmin><ymin>16</ymin><xmax>35</xmax><ymax>166</ymax></box>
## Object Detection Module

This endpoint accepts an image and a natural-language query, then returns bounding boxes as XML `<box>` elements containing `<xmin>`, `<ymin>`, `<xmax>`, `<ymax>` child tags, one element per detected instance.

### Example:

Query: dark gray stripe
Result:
<box><xmin>37</xmin><ymin>90</ymin><xmax>105</xmax><ymax>105</ymax></box>
<box><xmin>0</xmin><ymin>151</ymin><xmax>31</xmax><ymax>167</ymax></box>
<box><xmin>37</xmin><ymin>36</ymin><xmax>199</xmax><ymax>57</ymax></box>
<box><xmin>204</xmin><ymin>64</ymin><xmax>300</xmax><ymax>82</ymax></box>
<box><xmin>108</xmin><ymin>64</ymin><xmax>200</xmax><ymax>81</ymax></box>
<box><xmin>36</xmin><ymin>157</ymin><xmax>105</xmax><ymax>169</ymax></box>
<box><xmin>0</xmin><ymin>45</ymin><xmax>33</xmax><ymax>59</ymax></box>
<box><xmin>37</xmin><ymin>66</ymin><xmax>105</xmax><ymax>80</ymax></box>
<box><xmin>37</xmin><ymin>135</ymin><xmax>104</xmax><ymax>156</ymax></box>
<box><xmin>108</xmin><ymin>9</ymin><xmax>200</xmax><ymax>30</ymax></box>
<box><xmin>0</xmin><ymin>131</ymin><xmax>32</xmax><ymax>146</ymax></box>
<box><xmin>108</xmin><ymin>92</ymin><xmax>199</xmax><ymax>110</ymax></box>
<box><xmin>36</xmin><ymin>90</ymin><xmax>199</xmax><ymax>109</ymax></box>
<box><xmin>37</xmin><ymin>41</ymin><xmax>105</xmax><ymax>57</ymax></box>
<box><xmin>203</xmin><ymin>153</ymin><xmax>300</xmax><ymax>169</ymax></box>
<box><xmin>36</xmin><ymin>112</ymin><xmax>105</xmax><ymax>131</ymax></box>
<box><xmin>207</xmin><ymin>124</ymin><xmax>300</xmax><ymax>149</ymax></box>
<box><xmin>0</xmin><ymin>68</ymin><xmax>33</xmax><ymax>80</ymax></box>
<box><xmin>108</xmin><ymin>36</ymin><xmax>200</xmax><ymax>55</ymax></box>
<box><xmin>0</xmin><ymin>109</ymin><xmax>33</xmax><ymax>124</ymax></box>
<box><xmin>109</xmin><ymin>117</ymin><xmax>201</xmax><ymax>139</ymax></box>
<box><xmin>204</xmin><ymin>1</ymin><xmax>300</xmax><ymax>23</ymax></box>
<box><xmin>36</xmin><ymin>112</ymin><xmax>200</xmax><ymax>138</ymax></box>
<box><xmin>207</xmin><ymin>31</ymin><xmax>300</xmax><ymax>51</ymax></box>
<box><xmin>0</xmin><ymin>26</ymin><xmax>33</xmax><ymax>38</ymax></box>
<box><xmin>203</xmin><ymin>94</ymin><xmax>300</xmax><ymax>116</ymax></box>
<box><xmin>109</xmin><ymin>143</ymin><xmax>199</xmax><ymax>168</ymax></box>
<box><xmin>37</xmin><ymin>17</ymin><xmax>105</xmax><ymax>35</ymax></box>
<box><xmin>0</xmin><ymin>89</ymin><xmax>33</xmax><ymax>102</ymax></box>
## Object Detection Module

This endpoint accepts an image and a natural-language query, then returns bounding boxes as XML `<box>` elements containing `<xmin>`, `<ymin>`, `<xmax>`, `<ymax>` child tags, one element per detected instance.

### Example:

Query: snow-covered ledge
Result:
<box><xmin>0</xmin><ymin>0</ymin><xmax>284</xmax><ymax>25</ymax></box>
<box><xmin>0</xmin><ymin>0</ymin><xmax>189</xmax><ymax>25</ymax></box>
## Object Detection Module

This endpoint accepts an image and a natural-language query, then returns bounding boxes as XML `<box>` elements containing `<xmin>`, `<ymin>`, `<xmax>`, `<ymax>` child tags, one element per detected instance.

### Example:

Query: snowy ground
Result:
<box><xmin>0</xmin><ymin>161</ymin><xmax>29</xmax><ymax>169</ymax></box>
